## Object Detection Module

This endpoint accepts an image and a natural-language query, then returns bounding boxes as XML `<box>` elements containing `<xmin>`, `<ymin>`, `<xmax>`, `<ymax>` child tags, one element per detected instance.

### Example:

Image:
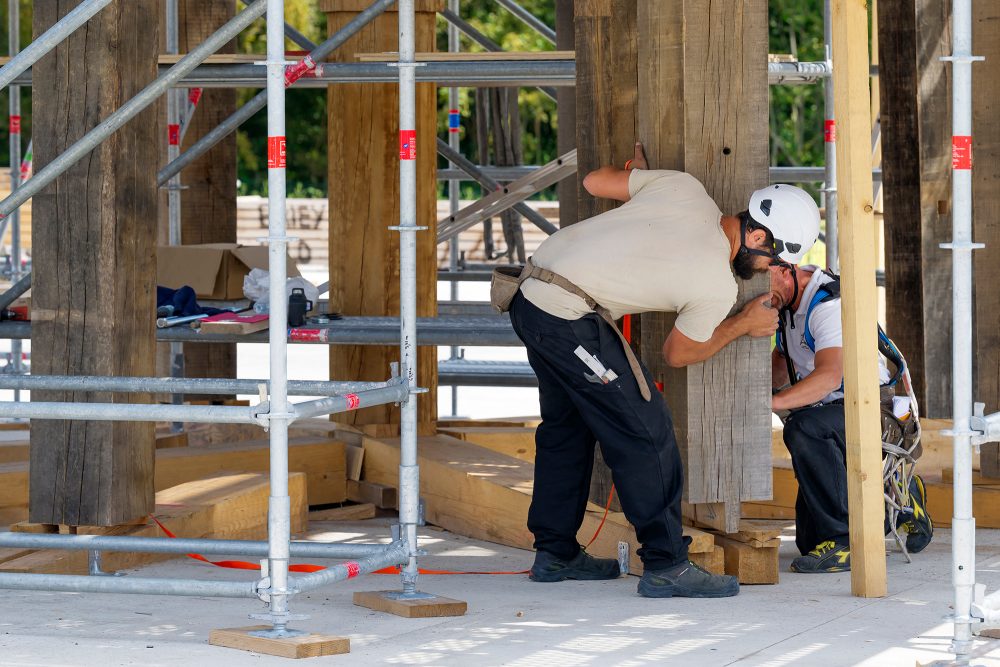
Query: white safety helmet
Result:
<box><xmin>746</xmin><ymin>184</ymin><xmax>821</xmax><ymax>264</ymax></box>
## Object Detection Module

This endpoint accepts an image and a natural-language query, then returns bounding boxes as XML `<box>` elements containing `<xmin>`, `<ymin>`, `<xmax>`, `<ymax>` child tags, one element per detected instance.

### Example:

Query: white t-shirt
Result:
<box><xmin>780</xmin><ymin>266</ymin><xmax>890</xmax><ymax>403</ymax></box>
<box><xmin>520</xmin><ymin>169</ymin><xmax>737</xmax><ymax>342</ymax></box>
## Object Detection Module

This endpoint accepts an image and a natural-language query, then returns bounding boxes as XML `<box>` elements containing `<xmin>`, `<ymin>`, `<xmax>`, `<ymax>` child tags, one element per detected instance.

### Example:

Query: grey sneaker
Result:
<box><xmin>637</xmin><ymin>561</ymin><xmax>739</xmax><ymax>598</ymax></box>
<box><xmin>529</xmin><ymin>549</ymin><xmax>621</xmax><ymax>582</ymax></box>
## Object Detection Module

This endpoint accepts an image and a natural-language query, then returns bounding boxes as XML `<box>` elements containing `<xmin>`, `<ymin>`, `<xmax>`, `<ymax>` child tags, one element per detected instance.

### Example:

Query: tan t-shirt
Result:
<box><xmin>520</xmin><ymin>169</ymin><xmax>737</xmax><ymax>342</ymax></box>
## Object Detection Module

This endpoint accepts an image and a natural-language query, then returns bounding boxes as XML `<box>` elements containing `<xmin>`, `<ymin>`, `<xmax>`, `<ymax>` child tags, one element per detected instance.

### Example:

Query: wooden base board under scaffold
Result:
<box><xmin>353</xmin><ymin>590</ymin><xmax>468</xmax><ymax>618</ymax></box>
<box><xmin>209</xmin><ymin>626</ymin><xmax>349</xmax><ymax>659</ymax></box>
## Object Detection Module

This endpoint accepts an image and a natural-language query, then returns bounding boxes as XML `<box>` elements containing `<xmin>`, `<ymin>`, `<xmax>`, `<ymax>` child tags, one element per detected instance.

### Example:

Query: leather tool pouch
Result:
<box><xmin>490</xmin><ymin>265</ymin><xmax>526</xmax><ymax>314</ymax></box>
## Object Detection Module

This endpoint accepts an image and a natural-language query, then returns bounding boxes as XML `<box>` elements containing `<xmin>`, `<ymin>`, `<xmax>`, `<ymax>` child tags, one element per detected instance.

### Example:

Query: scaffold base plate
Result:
<box><xmin>353</xmin><ymin>590</ymin><xmax>468</xmax><ymax>618</ymax></box>
<box><xmin>209</xmin><ymin>626</ymin><xmax>349</xmax><ymax>659</ymax></box>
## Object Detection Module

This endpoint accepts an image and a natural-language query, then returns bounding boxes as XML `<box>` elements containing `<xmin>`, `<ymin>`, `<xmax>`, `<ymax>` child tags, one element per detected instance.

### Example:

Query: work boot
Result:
<box><xmin>529</xmin><ymin>548</ymin><xmax>621</xmax><ymax>582</ymax></box>
<box><xmin>901</xmin><ymin>474</ymin><xmax>934</xmax><ymax>553</ymax></box>
<box><xmin>637</xmin><ymin>561</ymin><xmax>739</xmax><ymax>598</ymax></box>
<box><xmin>790</xmin><ymin>540</ymin><xmax>851</xmax><ymax>573</ymax></box>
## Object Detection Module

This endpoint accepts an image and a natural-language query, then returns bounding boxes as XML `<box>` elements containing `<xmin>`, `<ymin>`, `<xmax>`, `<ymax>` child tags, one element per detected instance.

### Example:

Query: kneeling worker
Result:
<box><xmin>496</xmin><ymin>143</ymin><xmax>820</xmax><ymax>598</ymax></box>
<box><xmin>770</xmin><ymin>262</ymin><xmax>934</xmax><ymax>573</ymax></box>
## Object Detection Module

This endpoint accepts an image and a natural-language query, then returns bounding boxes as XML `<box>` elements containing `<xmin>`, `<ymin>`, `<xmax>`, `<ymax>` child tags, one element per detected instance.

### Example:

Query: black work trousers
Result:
<box><xmin>782</xmin><ymin>404</ymin><xmax>850</xmax><ymax>555</ymax></box>
<box><xmin>508</xmin><ymin>290</ymin><xmax>689</xmax><ymax>570</ymax></box>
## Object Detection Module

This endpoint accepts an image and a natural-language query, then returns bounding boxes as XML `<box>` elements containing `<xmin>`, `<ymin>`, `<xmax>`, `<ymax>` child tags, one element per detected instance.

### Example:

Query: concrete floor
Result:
<box><xmin>0</xmin><ymin>520</ymin><xmax>998</xmax><ymax>667</ymax></box>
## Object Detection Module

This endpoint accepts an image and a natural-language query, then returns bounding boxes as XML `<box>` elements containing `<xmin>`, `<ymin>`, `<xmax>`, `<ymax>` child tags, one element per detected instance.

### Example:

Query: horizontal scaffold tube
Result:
<box><xmin>291</xmin><ymin>541</ymin><xmax>410</xmax><ymax>593</ymax></box>
<box><xmin>0</xmin><ymin>401</ymin><xmax>263</xmax><ymax>425</ymax></box>
<box><xmin>0</xmin><ymin>532</ymin><xmax>395</xmax><ymax>559</ymax></box>
<box><xmin>0</xmin><ymin>374</ymin><xmax>398</xmax><ymax>397</ymax></box>
<box><xmin>293</xmin><ymin>384</ymin><xmax>410</xmax><ymax>420</ymax></box>
<box><xmin>0</xmin><ymin>573</ymin><xmax>258</xmax><ymax>598</ymax></box>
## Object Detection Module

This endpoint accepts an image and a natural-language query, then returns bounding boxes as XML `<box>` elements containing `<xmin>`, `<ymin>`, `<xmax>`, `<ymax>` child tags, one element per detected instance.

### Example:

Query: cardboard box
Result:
<box><xmin>157</xmin><ymin>244</ymin><xmax>300</xmax><ymax>300</ymax></box>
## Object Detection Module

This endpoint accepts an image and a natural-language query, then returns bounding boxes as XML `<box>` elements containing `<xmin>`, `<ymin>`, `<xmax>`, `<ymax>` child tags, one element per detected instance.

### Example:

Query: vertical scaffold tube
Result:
<box><xmin>8</xmin><ymin>0</ymin><xmax>23</xmax><ymax>401</ymax></box>
<box><xmin>948</xmin><ymin>0</ymin><xmax>977</xmax><ymax>661</ymax></box>
<box><xmin>822</xmin><ymin>0</ymin><xmax>839</xmax><ymax>273</ymax></box>
<box><xmin>264</xmin><ymin>0</ymin><xmax>293</xmax><ymax>631</ymax></box>
<box><xmin>165</xmin><ymin>0</ymin><xmax>185</xmax><ymax>431</ymax></box>
<box><xmin>397</xmin><ymin>0</ymin><xmax>421</xmax><ymax>595</ymax></box>
<box><xmin>447</xmin><ymin>0</ymin><xmax>460</xmax><ymax>417</ymax></box>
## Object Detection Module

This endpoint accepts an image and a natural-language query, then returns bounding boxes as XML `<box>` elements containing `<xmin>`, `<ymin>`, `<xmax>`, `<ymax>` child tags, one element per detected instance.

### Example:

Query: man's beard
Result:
<box><xmin>732</xmin><ymin>250</ymin><xmax>763</xmax><ymax>280</ymax></box>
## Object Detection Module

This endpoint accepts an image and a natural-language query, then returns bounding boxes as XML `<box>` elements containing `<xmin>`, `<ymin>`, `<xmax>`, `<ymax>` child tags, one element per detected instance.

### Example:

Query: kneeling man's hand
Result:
<box><xmin>740</xmin><ymin>294</ymin><xmax>779</xmax><ymax>338</ymax></box>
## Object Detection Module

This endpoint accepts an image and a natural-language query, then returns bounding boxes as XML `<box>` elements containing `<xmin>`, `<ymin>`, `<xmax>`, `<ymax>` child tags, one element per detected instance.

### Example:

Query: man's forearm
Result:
<box><xmin>665</xmin><ymin>315</ymin><xmax>745</xmax><ymax>367</ymax></box>
<box><xmin>772</xmin><ymin>371</ymin><xmax>842</xmax><ymax>411</ymax></box>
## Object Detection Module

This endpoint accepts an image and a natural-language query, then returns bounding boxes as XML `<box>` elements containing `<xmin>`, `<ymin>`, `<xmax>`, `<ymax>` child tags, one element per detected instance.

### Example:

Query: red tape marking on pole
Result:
<box><xmin>345</xmin><ymin>394</ymin><xmax>360</xmax><ymax>410</ymax></box>
<box><xmin>289</xmin><ymin>328</ymin><xmax>329</xmax><ymax>343</ymax></box>
<box><xmin>268</xmin><ymin>136</ymin><xmax>287</xmax><ymax>169</ymax></box>
<box><xmin>824</xmin><ymin>119</ymin><xmax>836</xmax><ymax>143</ymax></box>
<box><xmin>9</xmin><ymin>115</ymin><xmax>20</xmax><ymax>135</ymax></box>
<box><xmin>188</xmin><ymin>88</ymin><xmax>203</xmax><ymax>106</ymax></box>
<box><xmin>284</xmin><ymin>56</ymin><xmax>317</xmax><ymax>87</ymax></box>
<box><xmin>168</xmin><ymin>124</ymin><xmax>180</xmax><ymax>146</ymax></box>
<box><xmin>345</xmin><ymin>562</ymin><xmax>361</xmax><ymax>578</ymax></box>
<box><xmin>399</xmin><ymin>130</ymin><xmax>417</xmax><ymax>160</ymax></box>
<box><xmin>953</xmin><ymin>135</ymin><xmax>973</xmax><ymax>170</ymax></box>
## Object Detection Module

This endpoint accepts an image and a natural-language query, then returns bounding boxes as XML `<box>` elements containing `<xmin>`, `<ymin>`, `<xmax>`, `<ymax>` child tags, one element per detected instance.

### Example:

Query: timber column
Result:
<box><xmin>30</xmin><ymin>0</ymin><xmax>159</xmax><ymax>526</ymax></box>
<box><xmin>322</xmin><ymin>1</ymin><xmax>440</xmax><ymax>431</ymax></box>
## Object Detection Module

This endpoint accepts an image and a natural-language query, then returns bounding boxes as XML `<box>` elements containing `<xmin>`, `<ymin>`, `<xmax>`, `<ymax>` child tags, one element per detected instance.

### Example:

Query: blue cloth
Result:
<box><xmin>156</xmin><ymin>286</ymin><xmax>225</xmax><ymax>317</ymax></box>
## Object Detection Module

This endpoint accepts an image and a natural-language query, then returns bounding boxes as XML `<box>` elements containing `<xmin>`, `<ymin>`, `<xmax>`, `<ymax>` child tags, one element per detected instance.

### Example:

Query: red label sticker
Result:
<box><xmin>268</xmin><ymin>136</ymin><xmax>287</xmax><ymax>169</ymax></box>
<box><xmin>284</xmin><ymin>56</ymin><xmax>316</xmax><ymax>87</ymax></box>
<box><xmin>9</xmin><ymin>115</ymin><xmax>20</xmax><ymax>134</ymax></box>
<box><xmin>399</xmin><ymin>129</ymin><xmax>417</xmax><ymax>160</ymax></box>
<box><xmin>824</xmin><ymin>119</ymin><xmax>836</xmax><ymax>143</ymax></box>
<box><xmin>953</xmin><ymin>135</ymin><xmax>973</xmax><ymax>170</ymax></box>
<box><xmin>345</xmin><ymin>562</ymin><xmax>361</xmax><ymax>578</ymax></box>
<box><xmin>288</xmin><ymin>328</ymin><xmax>329</xmax><ymax>343</ymax></box>
<box><xmin>345</xmin><ymin>393</ymin><xmax>360</xmax><ymax>411</ymax></box>
<box><xmin>188</xmin><ymin>88</ymin><xmax>203</xmax><ymax>105</ymax></box>
<box><xmin>168</xmin><ymin>124</ymin><xmax>180</xmax><ymax>146</ymax></box>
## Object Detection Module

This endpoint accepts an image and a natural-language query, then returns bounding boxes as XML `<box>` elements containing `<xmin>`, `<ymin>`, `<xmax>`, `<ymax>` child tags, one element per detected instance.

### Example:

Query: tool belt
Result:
<box><xmin>490</xmin><ymin>259</ymin><xmax>652</xmax><ymax>402</ymax></box>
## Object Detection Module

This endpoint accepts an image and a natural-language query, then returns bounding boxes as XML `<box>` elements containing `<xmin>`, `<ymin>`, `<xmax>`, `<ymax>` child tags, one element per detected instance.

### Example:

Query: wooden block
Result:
<box><xmin>438</xmin><ymin>426</ymin><xmax>536</xmax><ymax>462</ymax></box>
<box><xmin>155</xmin><ymin>431</ymin><xmax>189</xmax><ymax>450</ymax></box>
<box><xmin>199</xmin><ymin>312</ymin><xmax>270</xmax><ymax>335</ymax></box>
<box><xmin>345</xmin><ymin>444</ymin><xmax>364</xmax><ymax>481</ymax></box>
<box><xmin>690</xmin><ymin>545</ymin><xmax>725</xmax><ymax>575</ymax></box>
<box><xmin>740</xmin><ymin>502</ymin><xmax>796</xmax><ymax>520</ymax></box>
<box><xmin>309</xmin><ymin>503</ymin><xmax>376</xmax><ymax>522</ymax></box>
<box><xmin>715</xmin><ymin>535</ymin><xmax>779</xmax><ymax>585</ymax></box>
<box><xmin>209</xmin><ymin>626</ymin><xmax>349</xmax><ymax>659</ymax></box>
<box><xmin>155</xmin><ymin>437</ymin><xmax>347</xmax><ymax>504</ymax></box>
<box><xmin>924</xmin><ymin>475</ymin><xmax>1000</xmax><ymax>529</ymax></box>
<box><xmin>353</xmin><ymin>591</ymin><xmax>467</xmax><ymax>618</ymax></box>
<box><xmin>11</xmin><ymin>522</ymin><xmax>59</xmax><ymax>534</ymax></box>
<box><xmin>0</xmin><ymin>473</ymin><xmax>308</xmax><ymax>574</ymax></box>
<box><xmin>346</xmin><ymin>479</ymin><xmax>398</xmax><ymax>509</ymax></box>
<box><xmin>0</xmin><ymin>439</ymin><xmax>29</xmax><ymax>464</ymax></box>
<box><xmin>437</xmin><ymin>417</ymin><xmax>541</xmax><ymax>429</ymax></box>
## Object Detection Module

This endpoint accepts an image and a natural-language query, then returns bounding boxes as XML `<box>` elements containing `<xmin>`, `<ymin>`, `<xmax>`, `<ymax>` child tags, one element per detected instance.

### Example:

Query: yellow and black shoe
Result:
<box><xmin>902</xmin><ymin>474</ymin><xmax>934</xmax><ymax>553</ymax></box>
<box><xmin>790</xmin><ymin>540</ymin><xmax>851</xmax><ymax>573</ymax></box>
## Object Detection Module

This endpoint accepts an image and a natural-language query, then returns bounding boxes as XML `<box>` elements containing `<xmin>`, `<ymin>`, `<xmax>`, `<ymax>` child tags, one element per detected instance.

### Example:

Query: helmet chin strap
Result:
<box><xmin>774</xmin><ymin>261</ymin><xmax>800</xmax><ymax>329</ymax></box>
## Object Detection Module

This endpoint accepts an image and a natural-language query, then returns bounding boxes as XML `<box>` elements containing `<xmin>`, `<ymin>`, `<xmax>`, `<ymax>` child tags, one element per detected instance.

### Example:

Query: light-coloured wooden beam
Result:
<box><xmin>832</xmin><ymin>0</ymin><xmax>887</xmax><ymax>598</ymax></box>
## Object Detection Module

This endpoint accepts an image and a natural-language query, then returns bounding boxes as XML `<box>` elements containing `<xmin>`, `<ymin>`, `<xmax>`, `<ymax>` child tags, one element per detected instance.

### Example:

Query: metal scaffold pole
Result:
<box><xmin>258</xmin><ymin>0</ymin><xmax>297</xmax><ymax>638</ymax></box>
<box><xmin>447</xmin><ymin>0</ymin><xmax>461</xmax><ymax>417</ymax></box>
<box><xmin>822</xmin><ymin>0</ymin><xmax>839</xmax><ymax>272</ymax></box>
<box><xmin>945</xmin><ymin>0</ymin><xmax>982</xmax><ymax>661</ymax></box>
<box><xmin>397</xmin><ymin>0</ymin><xmax>422</xmax><ymax>597</ymax></box>
<box><xmin>165</xmin><ymin>0</ymin><xmax>185</xmax><ymax>430</ymax></box>
<box><xmin>7</xmin><ymin>0</ymin><xmax>24</xmax><ymax>402</ymax></box>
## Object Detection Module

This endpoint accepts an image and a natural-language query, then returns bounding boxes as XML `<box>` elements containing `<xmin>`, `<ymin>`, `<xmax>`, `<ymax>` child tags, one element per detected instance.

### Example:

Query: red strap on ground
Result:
<box><xmin>585</xmin><ymin>484</ymin><xmax>616</xmax><ymax>549</ymax></box>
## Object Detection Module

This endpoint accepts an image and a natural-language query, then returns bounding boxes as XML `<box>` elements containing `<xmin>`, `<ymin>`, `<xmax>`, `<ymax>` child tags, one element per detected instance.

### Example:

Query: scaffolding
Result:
<box><xmin>0</xmin><ymin>0</ymin><xmax>429</xmax><ymax>640</ymax></box>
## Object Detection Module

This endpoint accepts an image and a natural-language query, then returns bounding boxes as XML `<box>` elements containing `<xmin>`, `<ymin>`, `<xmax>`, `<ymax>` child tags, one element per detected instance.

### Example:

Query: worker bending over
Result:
<box><xmin>492</xmin><ymin>142</ymin><xmax>820</xmax><ymax>598</ymax></box>
<box><xmin>770</xmin><ymin>262</ymin><xmax>934</xmax><ymax>573</ymax></box>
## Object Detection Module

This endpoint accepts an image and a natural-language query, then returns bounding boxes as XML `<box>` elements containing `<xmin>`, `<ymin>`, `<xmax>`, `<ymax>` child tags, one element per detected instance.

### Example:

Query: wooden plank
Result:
<box><xmin>345</xmin><ymin>444</ymin><xmax>364</xmax><ymax>481</ymax></box>
<box><xmin>155</xmin><ymin>431</ymin><xmax>189</xmax><ymax>450</ymax></box>
<box><xmin>923</xmin><ymin>475</ymin><xmax>1000</xmax><ymax>529</ymax></box>
<box><xmin>210</xmin><ymin>626</ymin><xmax>349</xmax><ymax>659</ymax></box>
<box><xmin>0</xmin><ymin>473</ymin><xmax>308</xmax><ymax>574</ymax></box>
<box><xmin>690</xmin><ymin>545</ymin><xmax>725</xmax><ymax>576</ymax></box>
<box><xmin>359</xmin><ymin>434</ymin><xmax>714</xmax><ymax>578</ymax></box>
<box><xmin>353</xmin><ymin>591</ymin><xmax>467</xmax><ymax>618</ymax></box>
<box><xmin>325</xmin><ymin>3</ymin><xmax>438</xmax><ymax>429</ymax></box>
<box><xmin>346</xmin><ymin>479</ymin><xmax>398</xmax><ymax>509</ymax></box>
<box><xmin>0</xmin><ymin>439</ymin><xmax>28</xmax><ymax>464</ymax></box>
<box><xmin>30</xmin><ymin>0</ymin><xmax>158</xmax><ymax>527</ymax></box>
<box><xmin>437</xmin><ymin>426</ymin><xmax>536</xmax><ymax>462</ymax></box>
<box><xmin>309</xmin><ymin>503</ymin><xmax>376</xmax><ymax>522</ymax></box>
<box><xmin>198</xmin><ymin>313</ymin><xmax>269</xmax><ymax>335</ymax></box>
<box><xmin>941</xmin><ymin>468</ymin><xmax>1000</xmax><ymax>486</ymax></box>
<box><xmin>877</xmin><ymin>0</ymin><xmax>954</xmax><ymax>417</ymax></box>
<box><xmin>715</xmin><ymin>535</ymin><xmax>779</xmax><ymax>585</ymax></box>
<box><xmin>833</xmin><ymin>0</ymin><xmax>889</xmax><ymax>598</ymax></box>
